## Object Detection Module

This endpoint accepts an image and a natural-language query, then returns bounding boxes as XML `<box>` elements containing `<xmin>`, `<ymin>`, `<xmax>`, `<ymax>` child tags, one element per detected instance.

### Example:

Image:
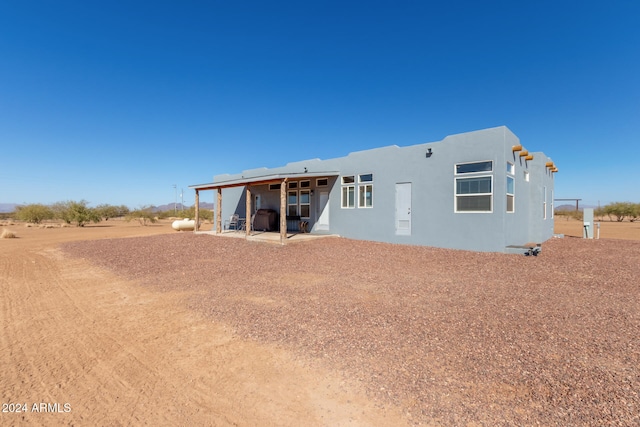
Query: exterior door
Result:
<box><xmin>316</xmin><ymin>191</ymin><xmax>330</xmax><ymax>231</ymax></box>
<box><xmin>395</xmin><ymin>183</ymin><xmax>411</xmax><ymax>236</ymax></box>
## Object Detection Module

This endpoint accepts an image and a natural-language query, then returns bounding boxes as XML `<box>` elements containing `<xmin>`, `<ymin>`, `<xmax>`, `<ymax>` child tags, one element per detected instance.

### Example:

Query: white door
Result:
<box><xmin>316</xmin><ymin>191</ymin><xmax>330</xmax><ymax>231</ymax></box>
<box><xmin>395</xmin><ymin>183</ymin><xmax>411</xmax><ymax>236</ymax></box>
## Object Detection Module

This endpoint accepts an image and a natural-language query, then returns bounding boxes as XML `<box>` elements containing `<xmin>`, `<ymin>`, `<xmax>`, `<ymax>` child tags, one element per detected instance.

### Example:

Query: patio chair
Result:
<box><xmin>224</xmin><ymin>214</ymin><xmax>240</xmax><ymax>231</ymax></box>
<box><xmin>240</xmin><ymin>213</ymin><xmax>255</xmax><ymax>232</ymax></box>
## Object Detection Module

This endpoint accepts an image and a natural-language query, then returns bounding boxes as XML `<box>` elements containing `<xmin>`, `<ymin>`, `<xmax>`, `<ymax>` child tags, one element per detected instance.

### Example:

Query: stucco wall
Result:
<box><xmin>210</xmin><ymin>126</ymin><xmax>555</xmax><ymax>252</ymax></box>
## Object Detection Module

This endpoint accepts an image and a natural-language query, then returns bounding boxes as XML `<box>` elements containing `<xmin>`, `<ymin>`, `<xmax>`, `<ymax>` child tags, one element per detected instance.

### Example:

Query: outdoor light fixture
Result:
<box><xmin>426</xmin><ymin>148</ymin><xmax>433</xmax><ymax>158</ymax></box>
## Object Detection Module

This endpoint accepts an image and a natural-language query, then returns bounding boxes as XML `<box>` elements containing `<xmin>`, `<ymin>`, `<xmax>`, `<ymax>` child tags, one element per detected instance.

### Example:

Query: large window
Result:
<box><xmin>341</xmin><ymin>176</ymin><xmax>355</xmax><ymax>208</ymax></box>
<box><xmin>455</xmin><ymin>161</ymin><xmax>493</xmax><ymax>212</ymax></box>
<box><xmin>358</xmin><ymin>173</ymin><xmax>373</xmax><ymax>208</ymax></box>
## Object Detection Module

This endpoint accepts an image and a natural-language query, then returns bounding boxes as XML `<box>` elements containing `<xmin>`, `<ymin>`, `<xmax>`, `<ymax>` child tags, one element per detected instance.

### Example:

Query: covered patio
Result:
<box><xmin>190</xmin><ymin>171</ymin><xmax>338</xmax><ymax>245</ymax></box>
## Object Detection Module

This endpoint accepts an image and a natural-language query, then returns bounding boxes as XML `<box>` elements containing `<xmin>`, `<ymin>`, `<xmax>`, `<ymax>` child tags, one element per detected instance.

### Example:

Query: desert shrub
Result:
<box><xmin>52</xmin><ymin>200</ymin><xmax>101</xmax><ymax>227</ymax></box>
<box><xmin>604</xmin><ymin>202</ymin><xmax>638</xmax><ymax>222</ymax></box>
<box><xmin>1</xmin><ymin>229</ymin><xmax>17</xmax><ymax>238</ymax></box>
<box><xmin>96</xmin><ymin>204</ymin><xmax>130</xmax><ymax>220</ymax></box>
<box><xmin>15</xmin><ymin>204</ymin><xmax>55</xmax><ymax>224</ymax></box>
<box><xmin>180</xmin><ymin>206</ymin><xmax>213</xmax><ymax>221</ymax></box>
<box><xmin>126</xmin><ymin>207</ymin><xmax>158</xmax><ymax>226</ymax></box>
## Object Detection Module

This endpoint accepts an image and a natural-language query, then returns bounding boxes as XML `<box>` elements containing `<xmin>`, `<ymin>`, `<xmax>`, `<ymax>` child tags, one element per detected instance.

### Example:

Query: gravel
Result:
<box><xmin>62</xmin><ymin>234</ymin><xmax>640</xmax><ymax>426</ymax></box>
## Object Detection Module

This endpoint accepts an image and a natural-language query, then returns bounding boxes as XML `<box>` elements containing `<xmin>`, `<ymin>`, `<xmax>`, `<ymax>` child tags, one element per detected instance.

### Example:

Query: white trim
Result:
<box><xmin>454</xmin><ymin>174</ymin><xmax>493</xmax><ymax>213</ymax></box>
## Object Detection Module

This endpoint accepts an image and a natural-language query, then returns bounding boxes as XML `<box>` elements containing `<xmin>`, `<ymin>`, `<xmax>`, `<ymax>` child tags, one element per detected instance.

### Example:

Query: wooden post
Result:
<box><xmin>194</xmin><ymin>190</ymin><xmax>200</xmax><ymax>232</ymax></box>
<box><xmin>245</xmin><ymin>185</ymin><xmax>252</xmax><ymax>237</ymax></box>
<box><xmin>216</xmin><ymin>187</ymin><xmax>222</xmax><ymax>234</ymax></box>
<box><xmin>280</xmin><ymin>178</ymin><xmax>287</xmax><ymax>244</ymax></box>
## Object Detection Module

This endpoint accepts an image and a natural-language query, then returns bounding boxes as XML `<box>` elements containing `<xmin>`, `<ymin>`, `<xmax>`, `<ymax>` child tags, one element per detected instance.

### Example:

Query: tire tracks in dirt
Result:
<box><xmin>1</xmin><ymin>228</ymin><xmax>409</xmax><ymax>426</ymax></box>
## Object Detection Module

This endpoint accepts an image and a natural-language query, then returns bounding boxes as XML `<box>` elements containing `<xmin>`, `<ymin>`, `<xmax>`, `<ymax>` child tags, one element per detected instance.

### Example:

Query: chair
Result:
<box><xmin>224</xmin><ymin>214</ymin><xmax>240</xmax><ymax>231</ymax></box>
<box><xmin>240</xmin><ymin>214</ymin><xmax>255</xmax><ymax>232</ymax></box>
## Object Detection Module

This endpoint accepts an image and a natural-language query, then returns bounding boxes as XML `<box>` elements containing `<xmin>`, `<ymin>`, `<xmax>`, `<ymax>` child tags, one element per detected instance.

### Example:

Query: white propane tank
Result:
<box><xmin>172</xmin><ymin>218</ymin><xmax>196</xmax><ymax>231</ymax></box>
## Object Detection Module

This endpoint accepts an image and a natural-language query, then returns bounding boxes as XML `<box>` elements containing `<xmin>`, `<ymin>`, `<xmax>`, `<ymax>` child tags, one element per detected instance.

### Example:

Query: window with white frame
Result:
<box><xmin>506</xmin><ymin>176</ymin><xmax>515</xmax><ymax>213</ymax></box>
<box><xmin>288</xmin><ymin>181</ymin><xmax>298</xmax><ymax>189</ymax></box>
<box><xmin>358</xmin><ymin>173</ymin><xmax>373</xmax><ymax>208</ymax></box>
<box><xmin>300</xmin><ymin>180</ymin><xmax>310</xmax><ymax>188</ymax></box>
<box><xmin>543</xmin><ymin>186</ymin><xmax>547</xmax><ymax>219</ymax></box>
<box><xmin>288</xmin><ymin>190</ymin><xmax>298</xmax><ymax>216</ymax></box>
<box><xmin>299</xmin><ymin>190</ymin><xmax>310</xmax><ymax>217</ymax></box>
<box><xmin>316</xmin><ymin>178</ymin><xmax>328</xmax><ymax>187</ymax></box>
<box><xmin>269</xmin><ymin>183</ymin><xmax>281</xmax><ymax>191</ymax></box>
<box><xmin>506</xmin><ymin>162</ymin><xmax>515</xmax><ymax>213</ymax></box>
<box><xmin>455</xmin><ymin>161</ymin><xmax>493</xmax><ymax>212</ymax></box>
<box><xmin>341</xmin><ymin>176</ymin><xmax>355</xmax><ymax>208</ymax></box>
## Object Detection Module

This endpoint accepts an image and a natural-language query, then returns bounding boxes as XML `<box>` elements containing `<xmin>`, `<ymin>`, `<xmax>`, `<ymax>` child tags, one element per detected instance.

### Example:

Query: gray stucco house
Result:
<box><xmin>190</xmin><ymin>126</ymin><xmax>557</xmax><ymax>252</ymax></box>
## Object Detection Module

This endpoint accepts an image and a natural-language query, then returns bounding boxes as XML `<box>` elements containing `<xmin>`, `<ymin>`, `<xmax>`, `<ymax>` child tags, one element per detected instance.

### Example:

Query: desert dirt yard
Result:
<box><xmin>1</xmin><ymin>218</ymin><xmax>639</xmax><ymax>426</ymax></box>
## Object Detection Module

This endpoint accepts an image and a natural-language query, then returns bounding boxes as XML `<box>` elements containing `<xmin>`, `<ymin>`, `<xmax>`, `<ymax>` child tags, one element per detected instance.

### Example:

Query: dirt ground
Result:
<box><xmin>1</xmin><ymin>220</ymin><xmax>407</xmax><ymax>426</ymax></box>
<box><xmin>1</xmin><ymin>218</ymin><xmax>639</xmax><ymax>426</ymax></box>
<box><xmin>553</xmin><ymin>216</ymin><xmax>640</xmax><ymax>240</ymax></box>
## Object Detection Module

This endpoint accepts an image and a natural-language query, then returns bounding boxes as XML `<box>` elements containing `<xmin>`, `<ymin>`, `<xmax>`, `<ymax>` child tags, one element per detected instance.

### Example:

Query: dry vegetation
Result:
<box><xmin>0</xmin><ymin>228</ymin><xmax>17</xmax><ymax>238</ymax></box>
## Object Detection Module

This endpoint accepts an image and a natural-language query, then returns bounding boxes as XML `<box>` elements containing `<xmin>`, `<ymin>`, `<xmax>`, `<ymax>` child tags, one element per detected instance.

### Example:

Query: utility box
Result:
<box><xmin>583</xmin><ymin>208</ymin><xmax>594</xmax><ymax>239</ymax></box>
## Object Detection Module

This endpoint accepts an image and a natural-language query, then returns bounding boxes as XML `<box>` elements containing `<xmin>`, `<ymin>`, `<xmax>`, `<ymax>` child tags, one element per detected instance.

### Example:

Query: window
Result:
<box><xmin>456</xmin><ymin>161</ymin><xmax>492</xmax><ymax>174</ymax></box>
<box><xmin>341</xmin><ymin>176</ymin><xmax>355</xmax><ymax>208</ymax></box>
<box><xmin>288</xmin><ymin>181</ymin><xmax>298</xmax><ymax>189</ymax></box>
<box><xmin>288</xmin><ymin>191</ymin><xmax>298</xmax><ymax>216</ymax></box>
<box><xmin>300</xmin><ymin>180</ymin><xmax>310</xmax><ymax>188</ymax></box>
<box><xmin>506</xmin><ymin>176</ymin><xmax>515</xmax><ymax>213</ymax></box>
<box><xmin>524</xmin><ymin>171</ymin><xmax>530</xmax><ymax>182</ymax></box>
<box><xmin>269</xmin><ymin>183</ymin><xmax>281</xmax><ymax>191</ymax></box>
<box><xmin>316</xmin><ymin>178</ymin><xmax>328</xmax><ymax>187</ymax></box>
<box><xmin>455</xmin><ymin>161</ymin><xmax>493</xmax><ymax>212</ymax></box>
<box><xmin>455</xmin><ymin>176</ymin><xmax>492</xmax><ymax>212</ymax></box>
<box><xmin>543</xmin><ymin>186</ymin><xmax>547</xmax><ymax>219</ymax></box>
<box><xmin>299</xmin><ymin>190</ymin><xmax>310</xmax><ymax>217</ymax></box>
<box><xmin>358</xmin><ymin>174</ymin><xmax>373</xmax><ymax>208</ymax></box>
<box><xmin>507</xmin><ymin>162</ymin><xmax>515</xmax><ymax>174</ymax></box>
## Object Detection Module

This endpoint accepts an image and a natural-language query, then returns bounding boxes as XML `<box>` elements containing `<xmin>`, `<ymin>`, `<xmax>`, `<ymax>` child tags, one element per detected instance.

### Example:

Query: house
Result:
<box><xmin>189</xmin><ymin>126</ymin><xmax>557</xmax><ymax>253</ymax></box>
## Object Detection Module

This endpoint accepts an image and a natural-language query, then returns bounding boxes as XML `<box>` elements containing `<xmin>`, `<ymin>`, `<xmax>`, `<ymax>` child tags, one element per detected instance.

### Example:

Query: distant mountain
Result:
<box><xmin>0</xmin><ymin>203</ymin><xmax>18</xmax><ymax>213</ymax></box>
<box><xmin>555</xmin><ymin>204</ymin><xmax>598</xmax><ymax>212</ymax></box>
<box><xmin>152</xmin><ymin>202</ymin><xmax>214</xmax><ymax>212</ymax></box>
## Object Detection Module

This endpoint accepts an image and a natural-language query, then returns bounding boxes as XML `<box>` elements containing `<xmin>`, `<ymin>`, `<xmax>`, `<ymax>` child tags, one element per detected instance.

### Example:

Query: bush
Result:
<box><xmin>604</xmin><ymin>202</ymin><xmax>638</xmax><ymax>222</ymax></box>
<box><xmin>1</xmin><ymin>229</ymin><xmax>17</xmax><ymax>238</ymax></box>
<box><xmin>181</xmin><ymin>206</ymin><xmax>213</xmax><ymax>221</ymax></box>
<box><xmin>52</xmin><ymin>200</ymin><xmax>101</xmax><ymax>227</ymax></box>
<box><xmin>95</xmin><ymin>204</ymin><xmax>130</xmax><ymax>220</ymax></box>
<box><xmin>126</xmin><ymin>207</ymin><xmax>158</xmax><ymax>226</ymax></box>
<box><xmin>15</xmin><ymin>204</ymin><xmax>55</xmax><ymax>224</ymax></box>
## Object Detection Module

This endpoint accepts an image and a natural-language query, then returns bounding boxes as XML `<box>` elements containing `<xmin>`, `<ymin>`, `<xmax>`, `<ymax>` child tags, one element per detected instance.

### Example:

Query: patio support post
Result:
<box><xmin>280</xmin><ymin>178</ymin><xmax>287</xmax><ymax>244</ymax></box>
<box><xmin>216</xmin><ymin>187</ymin><xmax>222</xmax><ymax>234</ymax></box>
<box><xmin>194</xmin><ymin>189</ymin><xmax>200</xmax><ymax>232</ymax></box>
<box><xmin>245</xmin><ymin>185</ymin><xmax>252</xmax><ymax>237</ymax></box>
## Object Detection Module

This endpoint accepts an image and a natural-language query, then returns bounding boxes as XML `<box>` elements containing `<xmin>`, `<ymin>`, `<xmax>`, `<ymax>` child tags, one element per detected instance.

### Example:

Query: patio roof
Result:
<box><xmin>189</xmin><ymin>171</ymin><xmax>340</xmax><ymax>191</ymax></box>
<box><xmin>190</xmin><ymin>170</ymin><xmax>340</xmax><ymax>244</ymax></box>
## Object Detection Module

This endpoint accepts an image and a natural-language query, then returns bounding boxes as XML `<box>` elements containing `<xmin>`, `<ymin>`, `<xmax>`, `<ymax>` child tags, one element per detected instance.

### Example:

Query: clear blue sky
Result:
<box><xmin>1</xmin><ymin>1</ymin><xmax>638</xmax><ymax>208</ymax></box>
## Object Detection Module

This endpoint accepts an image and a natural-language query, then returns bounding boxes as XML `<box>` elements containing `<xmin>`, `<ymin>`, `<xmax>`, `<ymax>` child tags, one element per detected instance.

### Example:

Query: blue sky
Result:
<box><xmin>1</xmin><ymin>1</ymin><xmax>638</xmax><ymax>208</ymax></box>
